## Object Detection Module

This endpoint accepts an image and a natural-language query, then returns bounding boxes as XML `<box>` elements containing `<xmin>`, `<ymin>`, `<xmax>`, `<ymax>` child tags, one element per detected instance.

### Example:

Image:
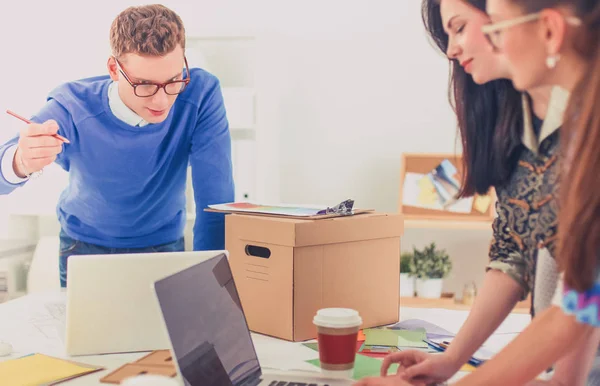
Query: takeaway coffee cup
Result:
<box><xmin>313</xmin><ymin>308</ymin><xmax>362</xmax><ymax>379</ymax></box>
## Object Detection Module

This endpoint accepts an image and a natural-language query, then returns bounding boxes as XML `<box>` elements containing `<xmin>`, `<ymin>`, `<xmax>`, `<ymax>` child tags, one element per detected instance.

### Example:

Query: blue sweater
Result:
<box><xmin>0</xmin><ymin>68</ymin><xmax>234</xmax><ymax>250</ymax></box>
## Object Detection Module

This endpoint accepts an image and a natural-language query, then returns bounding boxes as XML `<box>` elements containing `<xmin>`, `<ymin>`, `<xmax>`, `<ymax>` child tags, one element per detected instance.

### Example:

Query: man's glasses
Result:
<box><xmin>482</xmin><ymin>12</ymin><xmax>582</xmax><ymax>50</ymax></box>
<box><xmin>114</xmin><ymin>57</ymin><xmax>191</xmax><ymax>98</ymax></box>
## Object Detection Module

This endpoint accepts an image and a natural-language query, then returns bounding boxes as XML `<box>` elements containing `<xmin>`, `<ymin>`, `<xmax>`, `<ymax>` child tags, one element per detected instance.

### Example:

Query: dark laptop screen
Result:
<box><xmin>154</xmin><ymin>254</ymin><xmax>261</xmax><ymax>386</ymax></box>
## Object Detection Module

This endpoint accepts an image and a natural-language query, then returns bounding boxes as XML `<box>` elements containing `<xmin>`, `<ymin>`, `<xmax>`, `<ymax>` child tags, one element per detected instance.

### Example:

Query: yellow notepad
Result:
<box><xmin>0</xmin><ymin>353</ymin><xmax>102</xmax><ymax>386</ymax></box>
<box><xmin>473</xmin><ymin>194</ymin><xmax>492</xmax><ymax>214</ymax></box>
<box><xmin>417</xmin><ymin>177</ymin><xmax>438</xmax><ymax>206</ymax></box>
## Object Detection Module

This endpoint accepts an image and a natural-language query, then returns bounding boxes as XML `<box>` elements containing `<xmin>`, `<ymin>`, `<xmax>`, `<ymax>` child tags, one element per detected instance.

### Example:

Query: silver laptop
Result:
<box><xmin>153</xmin><ymin>253</ymin><xmax>353</xmax><ymax>386</ymax></box>
<box><xmin>65</xmin><ymin>250</ymin><xmax>227</xmax><ymax>356</ymax></box>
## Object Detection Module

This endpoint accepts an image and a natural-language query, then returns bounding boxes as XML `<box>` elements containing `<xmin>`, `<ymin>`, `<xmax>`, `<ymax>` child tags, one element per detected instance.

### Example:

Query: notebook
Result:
<box><xmin>0</xmin><ymin>353</ymin><xmax>102</xmax><ymax>386</ymax></box>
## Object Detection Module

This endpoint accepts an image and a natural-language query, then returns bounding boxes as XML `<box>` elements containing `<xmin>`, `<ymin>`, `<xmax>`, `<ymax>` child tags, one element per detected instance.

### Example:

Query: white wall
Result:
<box><xmin>0</xmin><ymin>0</ymin><xmax>491</xmax><ymax>293</ymax></box>
<box><xmin>268</xmin><ymin>1</ymin><xmax>458</xmax><ymax>211</ymax></box>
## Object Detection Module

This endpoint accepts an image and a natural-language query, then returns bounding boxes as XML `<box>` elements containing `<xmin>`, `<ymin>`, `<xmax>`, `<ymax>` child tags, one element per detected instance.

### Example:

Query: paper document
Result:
<box><xmin>363</xmin><ymin>328</ymin><xmax>428</xmax><ymax>348</ymax></box>
<box><xmin>388</xmin><ymin>319</ymin><xmax>455</xmax><ymax>340</ymax></box>
<box><xmin>0</xmin><ymin>292</ymin><xmax>67</xmax><ymax>357</ymax></box>
<box><xmin>0</xmin><ymin>353</ymin><xmax>101</xmax><ymax>385</ymax></box>
<box><xmin>307</xmin><ymin>354</ymin><xmax>398</xmax><ymax>380</ymax></box>
<box><xmin>209</xmin><ymin>202</ymin><xmax>328</xmax><ymax>217</ymax></box>
<box><xmin>431</xmin><ymin>338</ymin><xmax>496</xmax><ymax>361</ymax></box>
<box><xmin>208</xmin><ymin>200</ymin><xmax>369</xmax><ymax>218</ymax></box>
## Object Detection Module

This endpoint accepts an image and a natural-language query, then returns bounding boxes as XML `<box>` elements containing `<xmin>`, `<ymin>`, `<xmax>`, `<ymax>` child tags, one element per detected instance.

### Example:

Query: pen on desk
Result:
<box><xmin>427</xmin><ymin>340</ymin><xmax>483</xmax><ymax>367</ymax></box>
<box><xmin>6</xmin><ymin>110</ymin><xmax>70</xmax><ymax>144</ymax></box>
<box><xmin>441</xmin><ymin>341</ymin><xmax>484</xmax><ymax>366</ymax></box>
<box><xmin>447</xmin><ymin>343</ymin><xmax>483</xmax><ymax>367</ymax></box>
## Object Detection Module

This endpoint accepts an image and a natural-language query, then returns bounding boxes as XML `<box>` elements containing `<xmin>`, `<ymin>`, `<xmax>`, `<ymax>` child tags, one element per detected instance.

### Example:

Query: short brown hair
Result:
<box><xmin>110</xmin><ymin>4</ymin><xmax>185</xmax><ymax>58</ymax></box>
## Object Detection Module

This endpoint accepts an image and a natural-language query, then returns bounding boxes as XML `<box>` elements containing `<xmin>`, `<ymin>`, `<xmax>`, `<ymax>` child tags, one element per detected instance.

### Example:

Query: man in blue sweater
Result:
<box><xmin>0</xmin><ymin>5</ymin><xmax>234</xmax><ymax>287</ymax></box>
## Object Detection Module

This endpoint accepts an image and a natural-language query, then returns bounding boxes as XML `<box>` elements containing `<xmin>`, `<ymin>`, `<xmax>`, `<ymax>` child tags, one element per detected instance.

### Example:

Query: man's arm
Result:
<box><xmin>190</xmin><ymin>78</ymin><xmax>235</xmax><ymax>251</ymax></box>
<box><xmin>0</xmin><ymin>100</ymin><xmax>72</xmax><ymax>194</ymax></box>
<box><xmin>0</xmin><ymin>138</ymin><xmax>28</xmax><ymax>194</ymax></box>
<box><xmin>456</xmin><ymin>306</ymin><xmax>597</xmax><ymax>386</ymax></box>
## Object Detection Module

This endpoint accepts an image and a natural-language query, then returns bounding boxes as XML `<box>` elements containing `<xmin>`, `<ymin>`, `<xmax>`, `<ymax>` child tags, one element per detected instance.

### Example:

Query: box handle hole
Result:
<box><xmin>245</xmin><ymin>245</ymin><xmax>271</xmax><ymax>259</ymax></box>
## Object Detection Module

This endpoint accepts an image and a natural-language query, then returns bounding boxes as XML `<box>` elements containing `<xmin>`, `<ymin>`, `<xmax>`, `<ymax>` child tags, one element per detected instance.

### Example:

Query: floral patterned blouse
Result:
<box><xmin>487</xmin><ymin>87</ymin><xmax>570</xmax><ymax>316</ymax></box>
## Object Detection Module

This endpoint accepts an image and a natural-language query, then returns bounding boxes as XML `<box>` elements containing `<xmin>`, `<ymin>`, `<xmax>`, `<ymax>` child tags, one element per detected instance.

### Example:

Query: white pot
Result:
<box><xmin>399</xmin><ymin>273</ymin><xmax>415</xmax><ymax>297</ymax></box>
<box><xmin>416</xmin><ymin>278</ymin><xmax>444</xmax><ymax>299</ymax></box>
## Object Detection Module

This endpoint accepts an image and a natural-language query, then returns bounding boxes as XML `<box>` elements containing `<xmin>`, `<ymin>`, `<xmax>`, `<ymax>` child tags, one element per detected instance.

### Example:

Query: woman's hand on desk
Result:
<box><xmin>380</xmin><ymin>350</ymin><xmax>459</xmax><ymax>385</ymax></box>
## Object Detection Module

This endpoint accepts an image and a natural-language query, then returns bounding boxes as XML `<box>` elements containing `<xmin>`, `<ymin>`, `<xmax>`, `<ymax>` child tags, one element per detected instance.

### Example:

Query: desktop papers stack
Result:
<box><xmin>360</xmin><ymin>328</ymin><xmax>436</xmax><ymax>355</ymax></box>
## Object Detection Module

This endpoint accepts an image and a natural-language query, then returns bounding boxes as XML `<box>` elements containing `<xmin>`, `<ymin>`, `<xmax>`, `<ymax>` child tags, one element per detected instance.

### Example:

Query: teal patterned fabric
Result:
<box><xmin>563</xmin><ymin>271</ymin><xmax>600</xmax><ymax>327</ymax></box>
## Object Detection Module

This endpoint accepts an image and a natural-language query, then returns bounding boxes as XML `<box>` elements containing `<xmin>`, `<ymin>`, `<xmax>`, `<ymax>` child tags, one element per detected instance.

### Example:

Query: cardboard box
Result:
<box><xmin>226</xmin><ymin>212</ymin><xmax>404</xmax><ymax>341</ymax></box>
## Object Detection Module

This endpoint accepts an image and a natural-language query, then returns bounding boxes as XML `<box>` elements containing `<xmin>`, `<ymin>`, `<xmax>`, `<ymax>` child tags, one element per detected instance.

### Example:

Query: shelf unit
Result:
<box><xmin>398</xmin><ymin>153</ymin><xmax>499</xmax><ymax>309</ymax></box>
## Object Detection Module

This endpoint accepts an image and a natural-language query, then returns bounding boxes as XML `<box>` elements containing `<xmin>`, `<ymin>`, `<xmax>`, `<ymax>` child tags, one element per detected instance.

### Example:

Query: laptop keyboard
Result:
<box><xmin>266</xmin><ymin>382</ymin><xmax>330</xmax><ymax>386</ymax></box>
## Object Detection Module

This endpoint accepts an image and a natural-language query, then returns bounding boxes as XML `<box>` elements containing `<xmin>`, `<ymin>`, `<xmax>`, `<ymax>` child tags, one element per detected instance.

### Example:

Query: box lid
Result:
<box><xmin>226</xmin><ymin>212</ymin><xmax>403</xmax><ymax>247</ymax></box>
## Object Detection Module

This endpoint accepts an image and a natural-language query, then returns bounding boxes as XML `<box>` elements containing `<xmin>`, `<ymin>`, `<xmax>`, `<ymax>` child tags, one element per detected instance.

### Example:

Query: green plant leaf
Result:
<box><xmin>400</xmin><ymin>252</ymin><xmax>415</xmax><ymax>273</ymax></box>
<box><xmin>412</xmin><ymin>242</ymin><xmax>452</xmax><ymax>279</ymax></box>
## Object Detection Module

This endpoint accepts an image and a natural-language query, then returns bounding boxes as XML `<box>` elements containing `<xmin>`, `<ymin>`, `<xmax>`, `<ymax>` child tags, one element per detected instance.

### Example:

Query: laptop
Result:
<box><xmin>153</xmin><ymin>253</ymin><xmax>354</xmax><ymax>386</ymax></box>
<box><xmin>65</xmin><ymin>250</ymin><xmax>227</xmax><ymax>356</ymax></box>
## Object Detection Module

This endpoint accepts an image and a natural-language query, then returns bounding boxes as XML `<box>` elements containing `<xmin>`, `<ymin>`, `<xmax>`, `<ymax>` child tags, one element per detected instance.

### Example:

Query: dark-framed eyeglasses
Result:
<box><xmin>114</xmin><ymin>57</ymin><xmax>191</xmax><ymax>98</ymax></box>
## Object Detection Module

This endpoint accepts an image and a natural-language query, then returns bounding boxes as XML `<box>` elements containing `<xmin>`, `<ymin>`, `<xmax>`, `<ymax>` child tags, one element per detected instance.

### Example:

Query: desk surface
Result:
<box><xmin>0</xmin><ymin>292</ymin><xmax>531</xmax><ymax>385</ymax></box>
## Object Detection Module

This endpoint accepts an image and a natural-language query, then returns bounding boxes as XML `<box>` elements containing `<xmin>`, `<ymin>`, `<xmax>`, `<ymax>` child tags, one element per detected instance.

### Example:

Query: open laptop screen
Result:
<box><xmin>154</xmin><ymin>254</ymin><xmax>261</xmax><ymax>386</ymax></box>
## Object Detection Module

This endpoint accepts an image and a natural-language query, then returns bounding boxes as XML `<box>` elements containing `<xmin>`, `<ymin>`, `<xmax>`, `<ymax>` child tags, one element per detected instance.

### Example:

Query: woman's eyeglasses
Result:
<box><xmin>481</xmin><ymin>12</ymin><xmax>582</xmax><ymax>50</ymax></box>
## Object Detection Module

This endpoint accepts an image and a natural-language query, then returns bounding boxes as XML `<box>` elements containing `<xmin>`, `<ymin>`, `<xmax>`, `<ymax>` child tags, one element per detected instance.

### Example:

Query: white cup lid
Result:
<box><xmin>313</xmin><ymin>308</ymin><xmax>362</xmax><ymax>329</ymax></box>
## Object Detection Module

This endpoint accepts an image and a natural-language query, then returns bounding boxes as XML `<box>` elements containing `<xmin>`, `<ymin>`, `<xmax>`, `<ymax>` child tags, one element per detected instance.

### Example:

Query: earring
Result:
<box><xmin>546</xmin><ymin>54</ymin><xmax>561</xmax><ymax>69</ymax></box>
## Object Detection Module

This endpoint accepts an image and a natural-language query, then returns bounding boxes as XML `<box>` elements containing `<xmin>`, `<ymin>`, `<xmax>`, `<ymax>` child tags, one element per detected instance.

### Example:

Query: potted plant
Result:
<box><xmin>400</xmin><ymin>252</ymin><xmax>416</xmax><ymax>297</ymax></box>
<box><xmin>413</xmin><ymin>242</ymin><xmax>452</xmax><ymax>299</ymax></box>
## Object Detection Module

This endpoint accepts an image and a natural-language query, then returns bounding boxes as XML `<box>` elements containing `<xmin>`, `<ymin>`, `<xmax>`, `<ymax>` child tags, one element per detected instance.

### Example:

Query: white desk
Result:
<box><xmin>0</xmin><ymin>291</ymin><xmax>531</xmax><ymax>385</ymax></box>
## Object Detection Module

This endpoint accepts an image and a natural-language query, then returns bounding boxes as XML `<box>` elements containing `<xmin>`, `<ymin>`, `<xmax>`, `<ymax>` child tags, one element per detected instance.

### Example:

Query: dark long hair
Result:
<box><xmin>421</xmin><ymin>0</ymin><xmax>523</xmax><ymax>197</ymax></box>
<box><xmin>512</xmin><ymin>0</ymin><xmax>600</xmax><ymax>291</ymax></box>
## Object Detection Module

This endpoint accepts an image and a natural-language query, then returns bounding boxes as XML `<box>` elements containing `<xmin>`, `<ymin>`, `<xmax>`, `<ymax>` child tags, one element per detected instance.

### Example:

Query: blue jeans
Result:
<box><xmin>58</xmin><ymin>230</ymin><xmax>185</xmax><ymax>288</ymax></box>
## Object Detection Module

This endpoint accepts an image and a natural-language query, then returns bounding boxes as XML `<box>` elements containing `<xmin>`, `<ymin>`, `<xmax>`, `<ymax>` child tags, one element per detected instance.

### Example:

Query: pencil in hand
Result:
<box><xmin>6</xmin><ymin>110</ymin><xmax>70</xmax><ymax>144</ymax></box>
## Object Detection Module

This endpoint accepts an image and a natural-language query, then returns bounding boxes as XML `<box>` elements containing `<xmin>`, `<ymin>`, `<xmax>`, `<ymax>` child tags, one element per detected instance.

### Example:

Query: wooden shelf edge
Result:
<box><xmin>400</xmin><ymin>296</ymin><xmax>531</xmax><ymax>314</ymax></box>
<box><xmin>404</xmin><ymin>218</ymin><xmax>492</xmax><ymax>230</ymax></box>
